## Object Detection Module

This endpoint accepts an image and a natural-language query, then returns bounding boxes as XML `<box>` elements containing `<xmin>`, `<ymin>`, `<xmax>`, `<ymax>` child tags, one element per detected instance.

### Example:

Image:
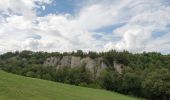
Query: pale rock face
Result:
<box><xmin>58</xmin><ymin>56</ymin><xmax>71</xmax><ymax>67</ymax></box>
<box><xmin>101</xmin><ymin>62</ymin><xmax>107</xmax><ymax>69</ymax></box>
<box><xmin>80</xmin><ymin>57</ymin><xmax>107</xmax><ymax>79</ymax></box>
<box><xmin>81</xmin><ymin>57</ymin><xmax>95</xmax><ymax>70</ymax></box>
<box><xmin>44</xmin><ymin>56</ymin><xmax>123</xmax><ymax>74</ymax></box>
<box><xmin>44</xmin><ymin>56</ymin><xmax>108</xmax><ymax>78</ymax></box>
<box><xmin>71</xmin><ymin>56</ymin><xmax>81</xmax><ymax>68</ymax></box>
<box><xmin>80</xmin><ymin>57</ymin><xmax>91</xmax><ymax>65</ymax></box>
<box><xmin>44</xmin><ymin>57</ymin><xmax>60</xmax><ymax>66</ymax></box>
<box><xmin>94</xmin><ymin>57</ymin><xmax>107</xmax><ymax>78</ymax></box>
<box><xmin>114</xmin><ymin>61</ymin><xmax>124</xmax><ymax>74</ymax></box>
<box><xmin>96</xmin><ymin>61</ymin><xmax>107</xmax><ymax>77</ymax></box>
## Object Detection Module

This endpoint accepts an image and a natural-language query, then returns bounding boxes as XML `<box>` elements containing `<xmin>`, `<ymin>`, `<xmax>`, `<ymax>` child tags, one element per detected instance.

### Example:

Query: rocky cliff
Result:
<box><xmin>44</xmin><ymin>56</ymin><xmax>124</xmax><ymax>78</ymax></box>
<box><xmin>44</xmin><ymin>56</ymin><xmax>107</xmax><ymax>79</ymax></box>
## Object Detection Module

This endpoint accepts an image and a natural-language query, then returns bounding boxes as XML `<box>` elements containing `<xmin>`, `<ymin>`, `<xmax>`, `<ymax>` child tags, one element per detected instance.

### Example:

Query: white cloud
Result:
<box><xmin>0</xmin><ymin>0</ymin><xmax>170</xmax><ymax>54</ymax></box>
<box><xmin>112</xmin><ymin>25</ymin><xmax>152</xmax><ymax>52</ymax></box>
<box><xmin>0</xmin><ymin>0</ymin><xmax>52</xmax><ymax>19</ymax></box>
<box><xmin>109</xmin><ymin>0</ymin><xmax>170</xmax><ymax>53</ymax></box>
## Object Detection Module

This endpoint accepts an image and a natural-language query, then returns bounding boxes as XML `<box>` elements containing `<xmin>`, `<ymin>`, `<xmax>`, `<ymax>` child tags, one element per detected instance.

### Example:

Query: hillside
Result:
<box><xmin>0</xmin><ymin>70</ymin><xmax>138</xmax><ymax>100</ymax></box>
<box><xmin>0</xmin><ymin>51</ymin><xmax>170</xmax><ymax>99</ymax></box>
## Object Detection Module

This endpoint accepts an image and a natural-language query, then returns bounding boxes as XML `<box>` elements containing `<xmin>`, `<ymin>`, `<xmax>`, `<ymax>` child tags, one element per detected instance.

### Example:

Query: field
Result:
<box><xmin>0</xmin><ymin>70</ymin><xmax>139</xmax><ymax>100</ymax></box>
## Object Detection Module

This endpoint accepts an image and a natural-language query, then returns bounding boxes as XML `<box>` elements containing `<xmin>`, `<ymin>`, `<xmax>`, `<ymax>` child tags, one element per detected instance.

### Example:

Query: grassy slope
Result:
<box><xmin>0</xmin><ymin>70</ymin><xmax>139</xmax><ymax>100</ymax></box>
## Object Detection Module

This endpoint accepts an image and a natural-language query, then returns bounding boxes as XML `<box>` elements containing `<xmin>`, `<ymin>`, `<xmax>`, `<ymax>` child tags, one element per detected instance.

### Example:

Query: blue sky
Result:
<box><xmin>0</xmin><ymin>0</ymin><xmax>170</xmax><ymax>54</ymax></box>
<box><xmin>38</xmin><ymin>0</ymin><xmax>77</xmax><ymax>16</ymax></box>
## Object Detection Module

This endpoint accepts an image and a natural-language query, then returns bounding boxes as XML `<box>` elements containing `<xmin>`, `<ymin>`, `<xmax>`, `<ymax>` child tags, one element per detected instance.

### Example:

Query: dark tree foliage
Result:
<box><xmin>88</xmin><ymin>51</ymin><xmax>99</xmax><ymax>59</ymax></box>
<box><xmin>98</xmin><ymin>69</ymin><xmax>122</xmax><ymax>91</ymax></box>
<box><xmin>142</xmin><ymin>68</ymin><xmax>170</xmax><ymax>100</ymax></box>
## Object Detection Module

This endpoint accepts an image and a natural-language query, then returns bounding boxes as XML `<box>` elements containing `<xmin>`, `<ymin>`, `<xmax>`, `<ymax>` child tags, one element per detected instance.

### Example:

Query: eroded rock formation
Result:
<box><xmin>44</xmin><ymin>56</ymin><xmax>107</xmax><ymax>78</ymax></box>
<box><xmin>44</xmin><ymin>56</ymin><xmax>124</xmax><ymax>78</ymax></box>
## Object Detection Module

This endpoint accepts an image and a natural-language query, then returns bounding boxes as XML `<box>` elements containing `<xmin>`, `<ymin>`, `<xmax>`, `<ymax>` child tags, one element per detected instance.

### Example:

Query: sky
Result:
<box><xmin>0</xmin><ymin>0</ymin><xmax>170</xmax><ymax>54</ymax></box>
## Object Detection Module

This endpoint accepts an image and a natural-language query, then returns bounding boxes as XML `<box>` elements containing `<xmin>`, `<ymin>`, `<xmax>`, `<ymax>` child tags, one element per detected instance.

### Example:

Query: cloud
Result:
<box><xmin>0</xmin><ymin>0</ymin><xmax>170</xmax><ymax>54</ymax></box>
<box><xmin>110</xmin><ymin>0</ymin><xmax>170</xmax><ymax>53</ymax></box>
<box><xmin>0</xmin><ymin>0</ymin><xmax>52</xmax><ymax>19</ymax></box>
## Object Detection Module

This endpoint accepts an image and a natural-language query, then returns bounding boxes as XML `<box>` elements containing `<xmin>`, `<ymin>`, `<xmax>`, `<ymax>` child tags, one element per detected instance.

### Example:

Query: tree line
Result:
<box><xmin>0</xmin><ymin>50</ymin><xmax>169</xmax><ymax>100</ymax></box>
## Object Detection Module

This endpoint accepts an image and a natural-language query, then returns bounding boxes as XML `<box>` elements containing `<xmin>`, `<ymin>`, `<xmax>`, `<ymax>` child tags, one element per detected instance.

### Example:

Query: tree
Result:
<box><xmin>75</xmin><ymin>50</ymin><xmax>84</xmax><ymax>57</ymax></box>
<box><xmin>0</xmin><ymin>60</ymin><xmax>4</xmax><ymax>69</ymax></box>
<box><xmin>55</xmin><ymin>67</ymin><xmax>70</xmax><ymax>83</ymax></box>
<box><xmin>88</xmin><ymin>51</ymin><xmax>98</xmax><ymax>59</ymax></box>
<box><xmin>116</xmin><ymin>52</ymin><xmax>129</xmax><ymax>66</ymax></box>
<box><xmin>42</xmin><ymin>73</ymin><xmax>53</xmax><ymax>81</ymax></box>
<box><xmin>98</xmin><ymin>69</ymin><xmax>122</xmax><ymax>91</ymax></box>
<box><xmin>69</xmin><ymin>66</ymin><xmax>92</xmax><ymax>85</ymax></box>
<box><xmin>19</xmin><ymin>50</ymin><xmax>33</xmax><ymax>59</ymax></box>
<box><xmin>142</xmin><ymin>68</ymin><xmax>170</xmax><ymax>100</ymax></box>
<box><xmin>25</xmin><ymin>71</ymin><xmax>36</xmax><ymax>77</ymax></box>
<box><xmin>121</xmin><ymin>72</ymin><xmax>141</xmax><ymax>96</ymax></box>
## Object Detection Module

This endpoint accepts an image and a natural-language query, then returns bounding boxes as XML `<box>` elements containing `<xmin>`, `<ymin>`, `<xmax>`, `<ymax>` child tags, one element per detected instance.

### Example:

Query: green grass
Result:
<box><xmin>0</xmin><ymin>70</ymin><xmax>139</xmax><ymax>100</ymax></box>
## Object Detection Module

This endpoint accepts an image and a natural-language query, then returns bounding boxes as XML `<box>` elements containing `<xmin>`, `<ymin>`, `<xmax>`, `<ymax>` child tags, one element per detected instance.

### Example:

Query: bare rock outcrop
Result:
<box><xmin>81</xmin><ymin>57</ymin><xmax>107</xmax><ymax>78</ymax></box>
<box><xmin>44</xmin><ymin>56</ymin><xmax>107</xmax><ymax>78</ymax></box>
<box><xmin>71</xmin><ymin>56</ymin><xmax>81</xmax><ymax>68</ymax></box>
<box><xmin>58</xmin><ymin>56</ymin><xmax>71</xmax><ymax>68</ymax></box>
<box><xmin>44</xmin><ymin>56</ymin><xmax>123</xmax><ymax>77</ymax></box>
<box><xmin>44</xmin><ymin>57</ymin><xmax>60</xmax><ymax>66</ymax></box>
<box><xmin>113</xmin><ymin>61</ymin><xmax>124</xmax><ymax>74</ymax></box>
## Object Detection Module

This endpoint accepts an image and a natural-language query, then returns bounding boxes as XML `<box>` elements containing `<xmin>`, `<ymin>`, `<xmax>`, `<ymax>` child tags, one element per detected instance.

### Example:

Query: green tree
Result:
<box><xmin>75</xmin><ymin>50</ymin><xmax>84</xmax><ymax>57</ymax></box>
<box><xmin>121</xmin><ymin>72</ymin><xmax>141</xmax><ymax>96</ymax></box>
<box><xmin>142</xmin><ymin>68</ymin><xmax>170</xmax><ymax>100</ymax></box>
<box><xmin>69</xmin><ymin>66</ymin><xmax>92</xmax><ymax>85</ymax></box>
<box><xmin>25</xmin><ymin>71</ymin><xmax>36</xmax><ymax>77</ymax></box>
<box><xmin>98</xmin><ymin>69</ymin><xmax>122</xmax><ymax>91</ymax></box>
<box><xmin>42</xmin><ymin>73</ymin><xmax>53</xmax><ymax>81</ymax></box>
